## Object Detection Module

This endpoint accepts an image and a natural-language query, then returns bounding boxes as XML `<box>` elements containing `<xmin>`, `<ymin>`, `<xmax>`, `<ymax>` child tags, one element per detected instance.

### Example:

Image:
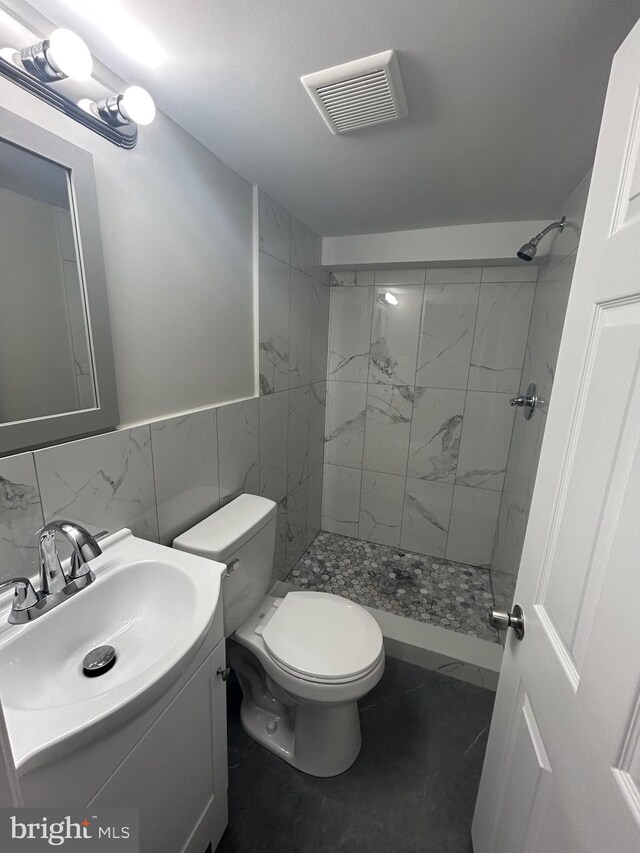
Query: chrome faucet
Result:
<box><xmin>39</xmin><ymin>520</ymin><xmax>102</xmax><ymax>591</ymax></box>
<box><xmin>1</xmin><ymin>521</ymin><xmax>102</xmax><ymax>625</ymax></box>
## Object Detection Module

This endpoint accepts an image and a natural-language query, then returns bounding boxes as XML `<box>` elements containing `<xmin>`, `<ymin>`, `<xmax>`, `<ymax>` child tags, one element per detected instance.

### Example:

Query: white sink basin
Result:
<box><xmin>0</xmin><ymin>529</ymin><xmax>225</xmax><ymax>772</ymax></box>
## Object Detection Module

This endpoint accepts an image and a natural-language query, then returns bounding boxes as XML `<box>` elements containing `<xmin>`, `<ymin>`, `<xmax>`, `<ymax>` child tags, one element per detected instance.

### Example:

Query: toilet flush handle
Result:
<box><xmin>224</xmin><ymin>558</ymin><xmax>239</xmax><ymax>578</ymax></box>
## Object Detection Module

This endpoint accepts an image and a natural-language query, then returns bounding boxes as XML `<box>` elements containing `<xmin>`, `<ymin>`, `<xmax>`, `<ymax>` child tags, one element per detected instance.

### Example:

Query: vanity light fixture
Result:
<box><xmin>0</xmin><ymin>21</ymin><xmax>155</xmax><ymax>148</ymax></box>
<box><xmin>377</xmin><ymin>292</ymin><xmax>399</xmax><ymax>306</ymax></box>
<box><xmin>19</xmin><ymin>28</ymin><xmax>93</xmax><ymax>81</ymax></box>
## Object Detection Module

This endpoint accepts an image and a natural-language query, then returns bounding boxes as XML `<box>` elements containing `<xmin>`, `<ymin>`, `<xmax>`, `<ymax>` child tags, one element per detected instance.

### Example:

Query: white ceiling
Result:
<box><xmin>19</xmin><ymin>0</ymin><xmax>640</xmax><ymax>235</ymax></box>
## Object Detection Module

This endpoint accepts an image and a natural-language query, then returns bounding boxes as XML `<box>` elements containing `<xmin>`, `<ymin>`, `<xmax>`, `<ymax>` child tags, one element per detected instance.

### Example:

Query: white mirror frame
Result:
<box><xmin>0</xmin><ymin>107</ymin><xmax>118</xmax><ymax>455</ymax></box>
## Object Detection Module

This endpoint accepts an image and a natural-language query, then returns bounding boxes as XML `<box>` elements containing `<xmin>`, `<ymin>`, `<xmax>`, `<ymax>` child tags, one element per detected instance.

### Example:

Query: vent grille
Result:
<box><xmin>301</xmin><ymin>50</ymin><xmax>408</xmax><ymax>135</ymax></box>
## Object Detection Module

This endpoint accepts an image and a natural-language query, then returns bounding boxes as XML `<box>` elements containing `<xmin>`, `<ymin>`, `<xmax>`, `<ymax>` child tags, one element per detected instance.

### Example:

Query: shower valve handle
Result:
<box><xmin>510</xmin><ymin>383</ymin><xmax>537</xmax><ymax>420</ymax></box>
<box><xmin>510</xmin><ymin>395</ymin><xmax>534</xmax><ymax>407</ymax></box>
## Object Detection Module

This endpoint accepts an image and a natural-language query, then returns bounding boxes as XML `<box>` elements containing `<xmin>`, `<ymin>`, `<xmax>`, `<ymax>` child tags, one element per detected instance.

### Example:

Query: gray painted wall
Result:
<box><xmin>0</xmin><ymin>76</ymin><xmax>255</xmax><ymax>426</ymax></box>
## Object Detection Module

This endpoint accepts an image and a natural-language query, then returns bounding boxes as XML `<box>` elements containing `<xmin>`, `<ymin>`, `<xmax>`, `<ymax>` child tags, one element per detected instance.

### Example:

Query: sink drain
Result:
<box><xmin>82</xmin><ymin>645</ymin><xmax>116</xmax><ymax>678</ymax></box>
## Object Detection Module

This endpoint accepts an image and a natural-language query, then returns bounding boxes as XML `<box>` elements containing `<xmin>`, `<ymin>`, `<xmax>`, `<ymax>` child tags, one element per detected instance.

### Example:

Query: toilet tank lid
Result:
<box><xmin>173</xmin><ymin>494</ymin><xmax>277</xmax><ymax>561</ymax></box>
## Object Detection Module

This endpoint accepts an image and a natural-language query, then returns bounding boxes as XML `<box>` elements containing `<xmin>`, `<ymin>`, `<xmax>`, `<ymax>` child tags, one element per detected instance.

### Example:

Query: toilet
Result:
<box><xmin>173</xmin><ymin>493</ymin><xmax>385</xmax><ymax>777</ymax></box>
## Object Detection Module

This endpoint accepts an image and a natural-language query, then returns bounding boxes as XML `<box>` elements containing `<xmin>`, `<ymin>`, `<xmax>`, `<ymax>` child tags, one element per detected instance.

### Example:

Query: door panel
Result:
<box><xmin>493</xmin><ymin>689</ymin><xmax>552</xmax><ymax>853</ymax></box>
<box><xmin>541</xmin><ymin>305</ymin><xmax>640</xmax><ymax>672</ymax></box>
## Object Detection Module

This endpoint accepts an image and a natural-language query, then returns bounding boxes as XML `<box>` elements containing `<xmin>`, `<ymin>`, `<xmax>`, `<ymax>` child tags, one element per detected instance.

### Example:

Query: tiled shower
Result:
<box><xmin>253</xmin><ymin>182</ymin><xmax>587</xmax><ymax>643</ymax></box>
<box><xmin>321</xmin><ymin>264</ymin><xmax>537</xmax><ymax>570</ymax></box>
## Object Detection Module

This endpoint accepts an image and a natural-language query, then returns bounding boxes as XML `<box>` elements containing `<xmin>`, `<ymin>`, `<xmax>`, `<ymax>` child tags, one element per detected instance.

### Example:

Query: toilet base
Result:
<box><xmin>228</xmin><ymin>638</ymin><xmax>372</xmax><ymax>777</ymax></box>
<box><xmin>239</xmin><ymin>693</ymin><xmax>362</xmax><ymax>777</ymax></box>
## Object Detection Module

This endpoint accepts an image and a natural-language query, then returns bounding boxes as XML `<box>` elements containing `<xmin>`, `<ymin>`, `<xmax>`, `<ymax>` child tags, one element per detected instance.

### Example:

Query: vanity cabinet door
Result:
<box><xmin>90</xmin><ymin>640</ymin><xmax>229</xmax><ymax>853</ymax></box>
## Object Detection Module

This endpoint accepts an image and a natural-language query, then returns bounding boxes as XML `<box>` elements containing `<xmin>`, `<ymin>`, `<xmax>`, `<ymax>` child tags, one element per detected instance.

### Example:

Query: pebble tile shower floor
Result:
<box><xmin>285</xmin><ymin>532</ymin><xmax>499</xmax><ymax>644</ymax></box>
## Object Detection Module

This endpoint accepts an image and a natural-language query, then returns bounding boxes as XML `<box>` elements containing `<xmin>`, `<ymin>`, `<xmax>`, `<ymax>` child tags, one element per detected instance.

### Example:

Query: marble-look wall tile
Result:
<box><xmin>369</xmin><ymin>286</ymin><xmax>423</xmax><ymax>386</ymax></box>
<box><xmin>314</xmin><ymin>236</ymin><xmax>331</xmax><ymax>285</ymax></box>
<box><xmin>151</xmin><ymin>410</ymin><xmax>220</xmax><ymax>545</ymax></box>
<box><xmin>258</xmin><ymin>189</ymin><xmax>290</xmax><ymax>264</ymax></box>
<box><xmin>310</xmin><ymin>281</ymin><xmax>330</xmax><ymax>384</ymax></box>
<box><xmin>374</xmin><ymin>269</ymin><xmax>426</xmax><ymax>285</ymax></box>
<box><xmin>501</xmin><ymin>406</ymin><xmax>544</xmax><ymax>510</ymax></box>
<box><xmin>308</xmin><ymin>381</ymin><xmax>326</xmax><ymax>474</ymax></box>
<box><xmin>327</xmin><ymin>287</ymin><xmax>373</xmax><ymax>382</ymax></box>
<box><xmin>408</xmin><ymin>387</ymin><xmax>465</xmax><ymax>482</ymax></box>
<box><xmin>217</xmin><ymin>398</ymin><xmax>260</xmax><ymax>503</ymax></box>
<box><xmin>491</xmin><ymin>496</ymin><xmax>524</xmax><ymax>577</ymax></box>
<box><xmin>481</xmin><ymin>265</ymin><xmax>537</xmax><ymax>283</ymax></box>
<box><xmin>306</xmin><ymin>465</ymin><xmax>323</xmax><ymax>549</ymax></box>
<box><xmin>272</xmin><ymin>498</ymin><xmax>288</xmax><ymax>583</ymax></box>
<box><xmin>469</xmin><ymin>282</ymin><xmax>535</xmax><ymax>393</ymax></box>
<box><xmin>324</xmin><ymin>381</ymin><xmax>367</xmax><ymax>468</ymax></box>
<box><xmin>322</xmin><ymin>464</ymin><xmax>362</xmax><ymax>536</ymax></box>
<box><xmin>446</xmin><ymin>485</ymin><xmax>500</xmax><ymax>567</ymax></box>
<box><xmin>259</xmin><ymin>391</ymin><xmax>288</xmax><ymax>502</ymax></box>
<box><xmin>289</xmin><ymin>268</ymin><xmax>312</xmax><ymax>389</ymax></box>
<box><xmin>523</xmin><ymin>265</ymin><xmax>573</xmax><ymax>413</ymax></box>
<box><xmin>287</xmin><ymin>385</ymin><xmax>310</xmax><ymax>493</ymax></box>
<box><xmin>259</xmin><ymin>251</ymin><xmax>290</xmax><ymax>395</ymax></box>
<box><xmin>363</xmin><ymin>384</ymin><xmax>413</xmax><ymax>476</ymax></box>
<box><xmin>456</xmin><ymin>391</ymin><xmax>515</xmax><ymax>491</ymax></box>
<box><xmin>491</xmin><ymin>402</ymin><xmax>546</xmax><ymax>573</ymax></box>
<box><xmin>291</xmin><ymin>216</ymin><xmax>315</xmax><ymax>278</ymax></box>
<box><xmin>0</xmin><ymin>453</ymin><xmax>44</xmax><ymax>580</ymax></box>
<box><xmin>415</xmin><ymin>284</ymin><xmax>479</xmax><ymax>389</ymax></box>
<box><xmin>491</xmin><ymin>569</ymin><xmax>517</xmax><ymax>611</ymax></box>
<box><xmin>36</xmin><ymin>427</ymin><xmax>158</xmax><ymax>541</ymax></box>
<box><xmin>426</xmin><ymin>267</ymin><xmax>482</xmax><ymax>284</ymax></box>
<box><xmin>330</xmin><ymin>270</ymin><xmax>374</xmax><ymax>287</ymax></box>
<box><xmin>359</xmin><ymin>470</ymin><xmax>405</xmax><ymax>546</ymax></box>
<box><xmin>285</xmin><ymin>478</ymin><xmax>308</xmax><ymax>571</ymax></box>
<box><xmin>321</xmin><ymin>264</ymin><xmax>550</xmax><ymax>568</ymax></box>
<box><xmin>400</xmin><ymin>477</ymin><xmax>453</xmax><ymax>557</ymax></box>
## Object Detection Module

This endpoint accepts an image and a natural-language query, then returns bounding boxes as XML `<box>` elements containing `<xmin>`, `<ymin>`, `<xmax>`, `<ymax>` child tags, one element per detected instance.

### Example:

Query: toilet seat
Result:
<box><xmin>261</xmin><ymin>591</ymin><xmax>383</xmax><ymax>683</ymax></box>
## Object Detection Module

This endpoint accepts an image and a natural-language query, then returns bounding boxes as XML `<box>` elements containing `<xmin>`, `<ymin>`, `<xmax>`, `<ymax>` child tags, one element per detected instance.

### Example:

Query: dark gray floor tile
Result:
<box><xmin>221</xmin><ymin>657</ymin><xmax>493</xmax><ymax>852</ymax></box>
<box><xmin>306</xmin><ymin>798</ymin><xmax>419</xmax><ymax>852</ymax></box>
<box><xmin>418</xmin><ymin>678</ymin><xmax>493</xmax><ymax>852</ymax></box>
<box><xmin>218</xmin><ymin>759</ymin><xmax>323</xmax><ymax>853</ymax></box>
<box><xmin>251</xmin><ymin>673</ymin><xmax>433</xmax><ymax>841</ymax></box>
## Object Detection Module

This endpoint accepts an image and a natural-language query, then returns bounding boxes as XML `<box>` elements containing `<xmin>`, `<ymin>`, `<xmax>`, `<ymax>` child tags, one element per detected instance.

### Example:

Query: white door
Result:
<box><xmin>472</xmin><ymin>16</ymin><xmax>640</xmax><ymax>853</ymax></box>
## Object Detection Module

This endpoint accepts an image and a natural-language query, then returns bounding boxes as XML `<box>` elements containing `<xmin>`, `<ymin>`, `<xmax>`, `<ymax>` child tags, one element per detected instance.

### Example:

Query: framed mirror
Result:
<box><xmin>0</xmin><ymin>107</ymin><xmax>118</xmax><ymax>455</ymax></box>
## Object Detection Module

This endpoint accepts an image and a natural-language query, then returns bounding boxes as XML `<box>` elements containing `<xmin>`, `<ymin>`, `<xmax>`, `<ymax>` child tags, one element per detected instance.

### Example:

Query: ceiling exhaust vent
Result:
<box><xmin>301</xmin><ymin>50</ymin><xmax>408</xmax><ymax>135</ymax></box>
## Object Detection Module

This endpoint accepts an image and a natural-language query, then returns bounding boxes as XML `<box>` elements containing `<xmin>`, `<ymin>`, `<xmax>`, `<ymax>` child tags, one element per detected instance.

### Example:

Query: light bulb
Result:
<box><xmin>378</xmin><ymin>292</ymin><xmax>398</xmax><ymax>306</ymax></box>
<box><xmin>45</xmin><ymin>28</ymin><xmax>93</xmax><ymax>80</ymax></box>
<box><xmin>119</xmin><ymin>86</ymin><xmax>155</xmax><ymax>125</ymax></box>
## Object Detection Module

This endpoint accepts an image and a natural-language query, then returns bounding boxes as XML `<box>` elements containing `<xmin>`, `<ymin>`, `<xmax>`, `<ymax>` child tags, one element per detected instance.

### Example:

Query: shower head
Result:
<box><xmin>516</xmin><ymin>216</ymin><xmax>566</xmax><ymax>263</ymax></box>
<box><xmin>517</xmin><ymin>240</ymin><xmax>538</xmax><ymax>262</ymax></box>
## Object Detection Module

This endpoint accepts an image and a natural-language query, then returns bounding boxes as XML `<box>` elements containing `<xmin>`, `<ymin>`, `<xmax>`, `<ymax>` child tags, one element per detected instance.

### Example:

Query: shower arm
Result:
<box><xmin>530</xmin><ymin>216</ymin><xmax>566</xmax><ymax>246</ymax></box>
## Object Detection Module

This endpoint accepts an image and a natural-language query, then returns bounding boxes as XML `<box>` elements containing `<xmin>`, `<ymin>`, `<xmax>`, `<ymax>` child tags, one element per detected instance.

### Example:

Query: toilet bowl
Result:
<box><xmin>173</xmin><ymin>494</ymin><xmax>385</xmax><ymax>777</ymax></box>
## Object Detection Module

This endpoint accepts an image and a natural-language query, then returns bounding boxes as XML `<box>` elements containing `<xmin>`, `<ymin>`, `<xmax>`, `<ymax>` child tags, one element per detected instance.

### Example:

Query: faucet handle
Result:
<box><xmin>0</xmin><ymin>576</ymin><xmax>40</xmax><ymax>623</ymax></box>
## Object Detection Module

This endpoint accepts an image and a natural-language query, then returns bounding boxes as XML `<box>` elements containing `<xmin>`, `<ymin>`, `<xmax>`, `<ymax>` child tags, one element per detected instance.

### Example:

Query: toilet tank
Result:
<box><xmin>173</xmin><ymin>494</ymin><xmax>277</xmax><ymax>635</ymax></box>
